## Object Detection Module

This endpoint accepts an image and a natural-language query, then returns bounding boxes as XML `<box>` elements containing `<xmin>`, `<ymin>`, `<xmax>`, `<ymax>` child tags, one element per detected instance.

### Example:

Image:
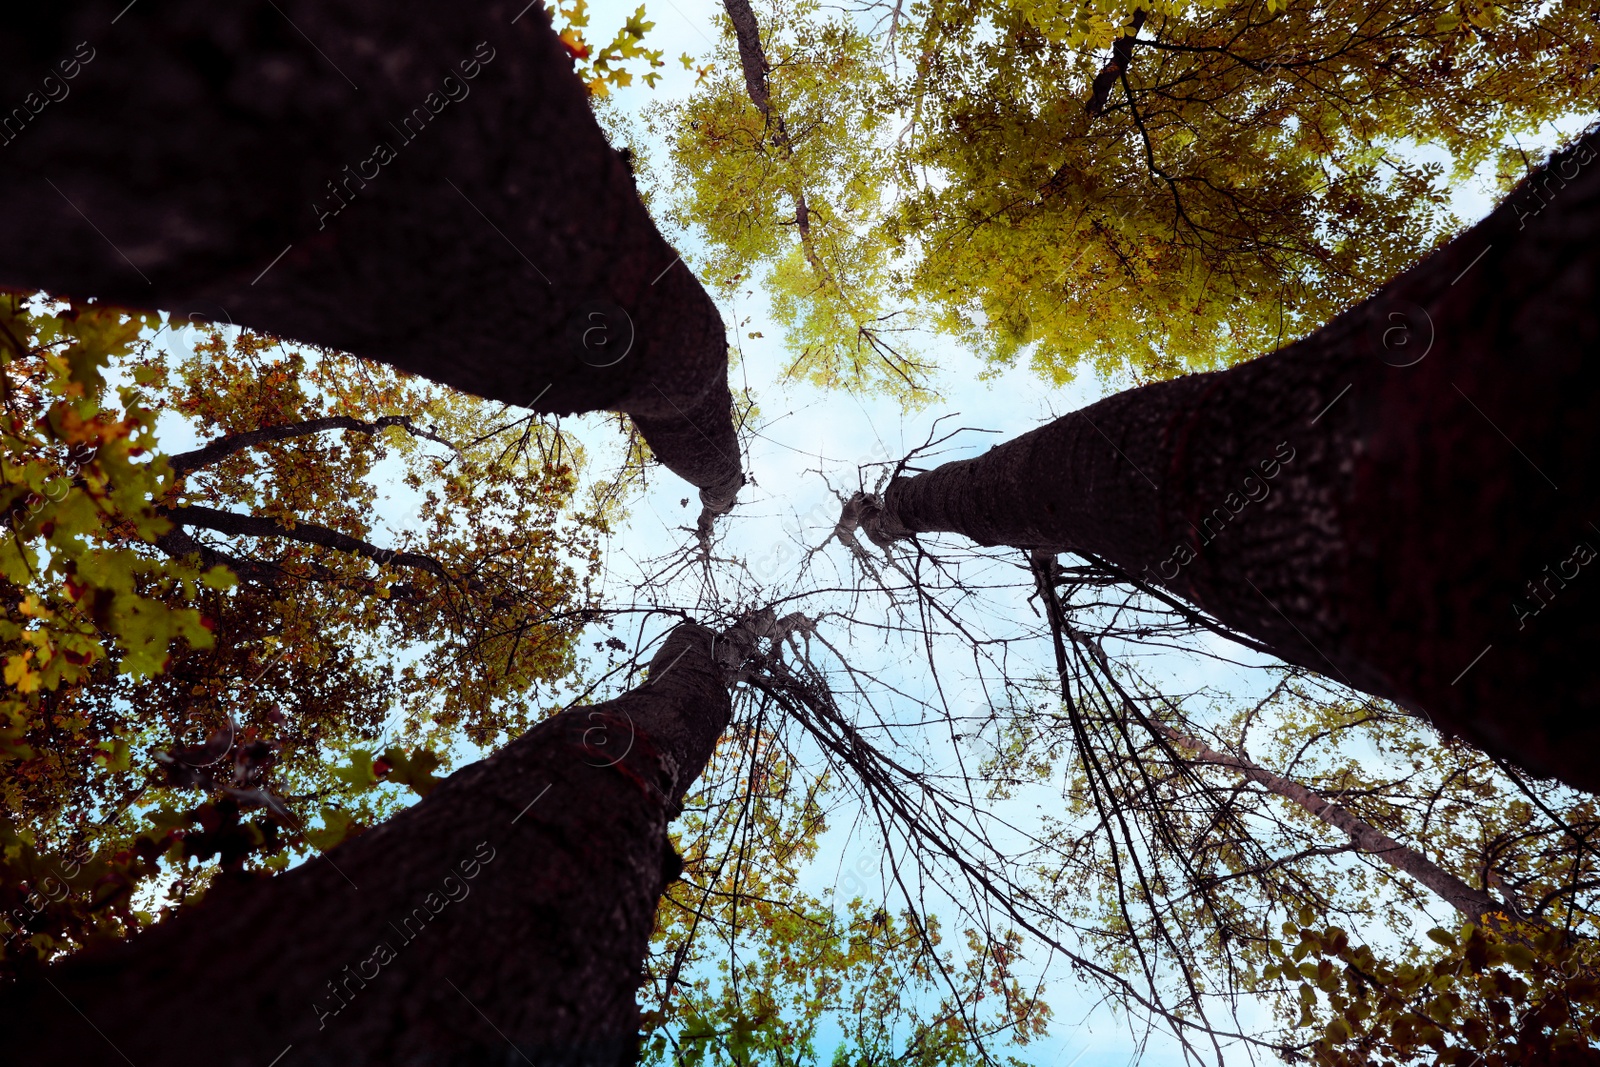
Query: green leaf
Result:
<box><xmin>331</xmin><ymin>749</ymin><xmax>381</xmax><ymax>792</ymax></box>
<box><xmin>200</xmin><ymin>565</ymin><xmax>237</xmax><ymax>590</ymax></box>
<box><xmin>378</xmin><ymin>746</ymin><xmax>443</xmax><ymax>797</ymax></box>
<box><xmin>306</xmin><ymin>806</ymin><xmax>364</xmax><ymax>851</ymax></box>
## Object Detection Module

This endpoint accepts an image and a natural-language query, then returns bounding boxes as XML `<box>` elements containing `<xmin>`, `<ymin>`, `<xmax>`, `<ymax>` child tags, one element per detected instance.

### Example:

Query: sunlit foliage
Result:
<box><xmin>0</xmin><ymin>296</ymin><xmax>608</xmax><ymax>979</ymax></box>
<box><xmin>657</xmin><ymin>0</ymin><xmax>1598</xmax><ymax>395</ymax></box>
<box><xmin>644</xmin><ymin>722</ymin><xmax>1051</xmax><ymax>1065</ymax></box>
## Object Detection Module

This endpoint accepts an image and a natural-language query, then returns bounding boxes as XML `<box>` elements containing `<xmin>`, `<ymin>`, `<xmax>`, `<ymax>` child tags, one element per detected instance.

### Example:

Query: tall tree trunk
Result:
<box><xmin>0</xmin><ymin>623</ymin><xmax>730</xmax><ymax>1067</ymax></box>
<box><xmin>1143</xmin><ymin>719</ymin><xmax>1505</xmax><ymax>923</ymax></box>
<box><xmin>0</xmin><ymin>0</ymin><xmax>742</xmax><ymax>516</ymax></box>
<box><xmin>853</xmin><ymin>129</ymin><xmax>1600</xmax><ymax>792</ymax></box>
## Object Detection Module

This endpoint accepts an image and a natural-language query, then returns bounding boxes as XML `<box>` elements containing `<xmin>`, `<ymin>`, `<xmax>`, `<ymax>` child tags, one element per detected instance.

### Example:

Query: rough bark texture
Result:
<box><xmin>1146</xmin><ymin>720</ymin><xmax>1504</xmax><ymax>921</ymax></box>
<box><xmin>0</xmin><ymin>624</ymin><xmax>730</xmax><ymax>1067</ymax></box>
<box><xmin>723</xmin><ymin>0</ymin><xmax>775</xmax><ymax>118</ymax></box>
<box><xmin>0</xmin><ymin>0</ymin><xmax>742</xmax><ymax>511</ymax></box>
<box><xmin>860</xmin><ymin>130</ymin><xmax>1600</xmax><ymax>792</ymax></box>
<box><xmin>720</xmin><ymin>0</ymin><xmax>817</xmax><ymax>259</ymax></box>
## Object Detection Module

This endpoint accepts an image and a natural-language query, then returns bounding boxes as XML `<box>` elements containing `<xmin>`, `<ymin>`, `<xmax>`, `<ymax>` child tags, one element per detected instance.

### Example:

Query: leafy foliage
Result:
<box><xmin>0</xmin><ymin>294</ymin><xmax>218</xmax><ymax>710</ymax></box>
<box><xmin>655</xmin><ymin>0</ymin><xmax>1599</xmax><ymax>396</ymax></box>
<box><xmin>1</xmin><ymin>293</ymin><xmax>217</xmax><ymax>973</ymax></box>
<box><xmin>643</xmin><ymin>721</ymin><xmax>1050</xmax><ymax>1066</ymax></box>
<box><xmin>987</xmin><ymin>639</ymin><xmax>1600</xmax><ymax>1060</ymax></box>
<box><xmin>1268</xmin><ymin>918</ymin><xmax>1600</xmax><ymax>1065</ymax></box>
<box><xmin>0</xmin><ymin>297</ymin><xmax>610</xmax><ymax>980</ymax></box>
<box><xmin>649</xmin><ymin>0</ymin><xmax>934</xmax><ymax>406</ymax></box>
<box><xmin>5</xmin><ymin>0</ymin><xmax>1599</xmax><ymax>1055</ymax></box>
<box><xmin>553</xmin><ymin>0</ymin><xmax>670</xmax><ymax>94</ymax></box>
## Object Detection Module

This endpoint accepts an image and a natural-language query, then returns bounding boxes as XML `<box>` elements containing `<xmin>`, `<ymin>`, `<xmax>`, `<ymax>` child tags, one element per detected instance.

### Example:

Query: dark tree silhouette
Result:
<box><xmin>0</xmin><ymin>0</ymin><xmax>743</xmax><ymax>521</ymax></box>
<box><xmin>4</xmin><ymin>0</ymin><xmax>1597</xmax><ymax>1058</ymax></box>
<box><xmin>1</xmin><ymin>623</ymin><xmax>732</xmax><ymax>1066</ymax></box>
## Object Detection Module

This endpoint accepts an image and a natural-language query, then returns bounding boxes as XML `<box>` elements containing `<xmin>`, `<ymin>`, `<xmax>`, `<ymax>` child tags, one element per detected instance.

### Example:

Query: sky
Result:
<box><xmin>547</xmin><ymin>2</ymin><xmax>1595</xmax><ymax>1061</ymax></box>
<box><xmin>130</xmin><ymin>4</ymin><xmax>1589</xmax><ymax>1060</ymax></box>
<box><xmin>534</xmin><ymin>8</ymin><xmax>1246</xmax><ymax>1048</ymax></box>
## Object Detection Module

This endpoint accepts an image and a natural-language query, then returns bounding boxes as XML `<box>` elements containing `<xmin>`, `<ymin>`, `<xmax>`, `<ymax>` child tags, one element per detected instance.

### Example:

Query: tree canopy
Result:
<box><xmin>652</xmin><ymin>0</ymin><xmax>1598</xmax><ymax>395</ymax></box>
<box><xmin>2</xmin><ymin>0</ymin><xmax>1598</xmax><ymax>1064</ymax></box>
<box><xmin>1</xmin><ymin>294</ymin><xmax>608</xmax><ymax>978</ymax></box>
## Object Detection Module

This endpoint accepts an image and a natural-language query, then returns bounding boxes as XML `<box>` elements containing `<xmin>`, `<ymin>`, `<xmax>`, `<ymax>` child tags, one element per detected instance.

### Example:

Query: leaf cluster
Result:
<box><xmin>655</xmin><ymin>0</ymin><xmax>1599</xmax><ymax>398</ymax></box>
<box><xmin>0</xmin><ymin>300</ymin><xmax>611</xmax><ymax>980</ymax></box>
<box><xmin>1266</xmin><ymin>915</ymin><xmax>1600</xmax><ymax>1065</ymax></box>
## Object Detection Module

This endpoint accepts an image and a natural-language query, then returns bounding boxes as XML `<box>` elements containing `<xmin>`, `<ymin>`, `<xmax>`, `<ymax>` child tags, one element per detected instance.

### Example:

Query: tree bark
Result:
<box><xmin>162</xmin><ymin>503</ymin><xmax>452</xmax><ymax>578</ymax></box>
<box><xmin>0</xmin><ymin>623</ymin><xmax>731</xmax><ymax>1067</ymax></box>
<box><xmin>0</xmin><ymin>0</ymin><xmax>743</xmax><ymax>516</ymax></box>
<box><xmin>723</xmin><ymin>0</ymin><xmax>777</xmax><ymax>119</ymax></box>
<box><xmin>720</xmin><ymin>0</ymin><xmax>825</xmax><ymax>291</ymax></box>
<box><xmin>855</xmin><ymin>129</ymin><xmax>1600</xmax><ymax>792</ymax></box>
<box><xmin>1084</xmin><ymin>9</ymin><xmax>1147</xmax><ymax>118</ymax></box>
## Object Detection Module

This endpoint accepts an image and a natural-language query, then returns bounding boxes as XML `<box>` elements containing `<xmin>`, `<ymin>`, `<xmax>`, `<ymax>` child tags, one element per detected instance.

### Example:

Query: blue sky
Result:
<box><xmin>522</xmin><ymin>1</ymin><xmax>1591</xmax><ymax>1060</ymax></box>
<box><xmin>134</xmin><ymin>6</ymin><xmax>1587</xmax><ymax>1057</ymax></box>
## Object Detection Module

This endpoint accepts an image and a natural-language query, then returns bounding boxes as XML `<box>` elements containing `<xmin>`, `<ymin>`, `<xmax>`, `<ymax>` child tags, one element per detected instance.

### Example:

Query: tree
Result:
<box><xmin>654</xmin><ymin>0</ymin><xmax>932</xmax><ymax>404</ymax></box>
<box><xmin>0</xmin><ymin>297</ymin><xmax>612</xmax><ymax>980</ymax></box>
<box><xmin>991</xmin><ymin>546</ymin><xmax>1599</xmax><ymax>1061</ymax></box>
<box><xmin>5</xmin><ymin>0</ymin><xmax>1599</xmax><ymax>1060</ymax></box>
<box><xmin>1</xmin><ymin>621</ymin><xmax>737</xmax><ymax>1066</ymax></box>
<box><xmin>655</xmin><ymin>0</ymin><xmax>1599</xmax><ymax>393</ymax></box>
<box><xmin>1032</xmin><ymin>556</ymin><xmax>1506</xmax><ymax>926</ymax></box>
<box><xmin>1145</xmin><ymin>718</ymin><xmax>1505</xmax><ymax>923</ymax></box>
<box><xmin>641</xmin><ymin>713</ymin><xmax>1052</xmax><ymax>1065</ymax></box>
<box><xmin>1</xmin><ymin>295</ymin><xmax>1058</xmax><ymax>1065</ymax></box>
<box><xmin>0</xmin><ymin>0</ymin><xmax>743</xmax><ymax>526</ymax></box>
<box><xmin>844</xmin><ymin>128</ymin><xmax>1600</xmax><ymax>793</ymax></box>
<box><xmin>889</xmin><ymin>0</ymin><xmax>1600</xmax><ymax>384</ymax></box>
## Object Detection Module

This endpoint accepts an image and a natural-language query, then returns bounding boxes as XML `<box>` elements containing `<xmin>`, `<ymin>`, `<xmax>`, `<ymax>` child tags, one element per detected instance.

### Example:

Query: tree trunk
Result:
<box><xmin>856</xmin><ymin>129</ymin><xmax>1600</xmax><ymax>792</ymax></box>
<box><xmin>0</xmin><ymin>0</ymin><xmax>742</xmax><ymax>514</ymax></box>
<box><xmin>0</xmin><ymin>623</ymin><xmax>730</xmax><ymax>1067</ymax></box>
<box><xmin>720</xmin><ymin>0</ymin><xmax>833</xmax><ymax>313</ymax></box>
<box><xmin>1145</xmin><ymin>719</ymin><xmax>1505</xmax><ymax>922</ymax></box>
<box><xmin>1083</xmin><ymin>9</ymin><xmax>1146</xmax><ymax>119</ymax></box>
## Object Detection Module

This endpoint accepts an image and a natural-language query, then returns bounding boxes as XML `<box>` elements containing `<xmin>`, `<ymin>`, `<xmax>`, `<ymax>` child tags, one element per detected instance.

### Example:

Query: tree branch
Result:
<box><xmin>152</xmin><ymin>524</ymin><xmax>281</xmax><ymax>583</ymax></box>
<box><xmin>162</xmin><ymin>505</ymin><xmax>447</xmax><ymax>579</ymax></box>
<box><xmin>1144</xmin><ymin>716</ymin><xmax>1507</xmax><ymax>924</ymax></box>
<box><xmin>1085</xmin><ymin>9</ymin><xmax>1147</xmax><ymax>118</ymax></box>
<box><xmin>168</xmin><ymin>415</ymin><xmax>455</xmax><ymax>478</ymax></box>
<box><xmin>718</xmin><ymin>0</ymin><xmax>926</xmax><ymax>402</ymax></box>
